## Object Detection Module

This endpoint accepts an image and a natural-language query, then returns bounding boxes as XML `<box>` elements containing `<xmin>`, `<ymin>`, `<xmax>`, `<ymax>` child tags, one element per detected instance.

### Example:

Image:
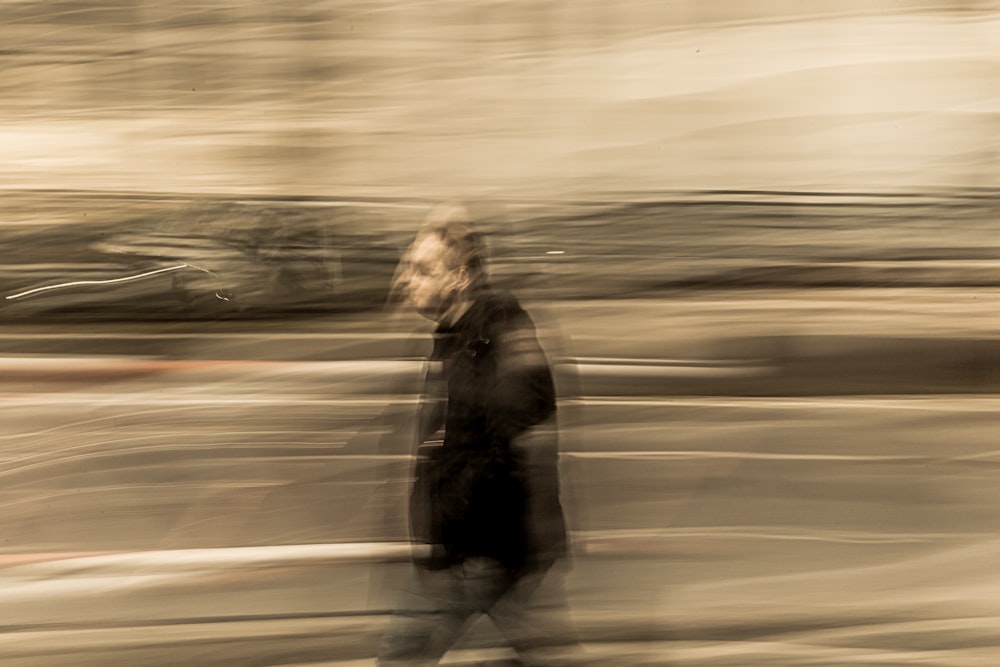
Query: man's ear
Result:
<box><xmin>452</xmin><ymin>265</ymin><xmax>472</xmax><ymax>293</ymax></box>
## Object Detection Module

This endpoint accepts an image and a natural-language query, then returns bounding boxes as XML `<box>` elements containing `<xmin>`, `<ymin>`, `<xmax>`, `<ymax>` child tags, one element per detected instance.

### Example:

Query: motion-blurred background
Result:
<box><xmin>3</xmin><ymin>0</ymin><xmax>999</xmax><ymax>196</ymax></box>
<box><xmin>2</xmin><ymin>1</ymin><xmax>1000</xmax><ymax>665</ymax></box>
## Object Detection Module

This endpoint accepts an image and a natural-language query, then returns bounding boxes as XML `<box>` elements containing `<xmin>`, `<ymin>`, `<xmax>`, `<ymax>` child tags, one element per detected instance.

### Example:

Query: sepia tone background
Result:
<box><xmin>2</xmin><ymin>2</ymin><xmax>1000</xmax><ymax>666</ymax></box>
<box><xmin>2</xmin><ymin>0</ymin><xmax>998</xmax><ymax>198</ymax></box>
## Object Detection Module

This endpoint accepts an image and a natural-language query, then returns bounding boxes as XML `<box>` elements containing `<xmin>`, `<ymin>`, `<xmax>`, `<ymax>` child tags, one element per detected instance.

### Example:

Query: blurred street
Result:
<box><xmin>3</xmin><ymin>292</ymin><xmax>1000</xmax><ymax>665</ymax></box>
<box><xmin>2</xmin><ymin>0</ymin><xmax>1000</xmax><ymax>664</ymax></box>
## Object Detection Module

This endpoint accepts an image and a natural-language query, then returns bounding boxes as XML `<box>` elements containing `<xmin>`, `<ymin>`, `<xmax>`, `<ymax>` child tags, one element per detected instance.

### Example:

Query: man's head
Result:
<box><xmin>393</xmin><ymin>203</ymin><xmax>489</xmax><ymax>323</ymax></box>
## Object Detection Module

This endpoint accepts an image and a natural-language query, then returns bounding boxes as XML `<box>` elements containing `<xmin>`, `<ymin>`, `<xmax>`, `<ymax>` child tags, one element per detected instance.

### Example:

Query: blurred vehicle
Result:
<box><xmin>7</xmin><ymin>191</ymin><xmax>994</xmax><ymax>323</ymax></box>
<box><xmin>1</xmin><ymin>200</ymin><xmax>404</xmax><ymax>321</ymax></box>
<box><xmin>4</xmin><ymin>259</ymin><xmax>235</xmax><ymax>320</ymax></box>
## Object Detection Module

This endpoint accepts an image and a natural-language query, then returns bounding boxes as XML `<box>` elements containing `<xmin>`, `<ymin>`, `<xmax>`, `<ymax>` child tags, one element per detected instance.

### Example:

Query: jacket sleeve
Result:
<box><xmin>490</xmin><ymin>309</ymin><xmax>557</xmax><ymax>443</ymax></box>
<box><xmin>492</xmin><ymin>307</ymin><xmax>569</xmax><ymax>570</ymax></box>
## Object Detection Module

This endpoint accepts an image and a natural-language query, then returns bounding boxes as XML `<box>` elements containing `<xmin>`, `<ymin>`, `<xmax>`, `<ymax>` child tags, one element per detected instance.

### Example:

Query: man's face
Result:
<box><xmin>395</xmin><ymin>233</ymin><xmax>463</xmax><ymax>322</ymax></box>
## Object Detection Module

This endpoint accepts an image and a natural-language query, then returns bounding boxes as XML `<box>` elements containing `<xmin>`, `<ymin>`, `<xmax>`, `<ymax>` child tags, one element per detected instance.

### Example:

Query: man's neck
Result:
<box><xmin>439</xmin><ymin>297</ymin><xmax>473</xmax><ymax>329</ymax></box>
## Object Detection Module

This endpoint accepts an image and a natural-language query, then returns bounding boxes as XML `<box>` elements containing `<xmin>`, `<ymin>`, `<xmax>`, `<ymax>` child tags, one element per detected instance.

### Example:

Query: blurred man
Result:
<box><xmin>378</xmin><ymin>204</ymin><xmax>575</xmax><ymax>666</ymax></box>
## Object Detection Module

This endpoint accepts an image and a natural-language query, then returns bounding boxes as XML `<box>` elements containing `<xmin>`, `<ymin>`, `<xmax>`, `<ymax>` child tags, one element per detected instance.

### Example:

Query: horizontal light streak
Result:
<box><xmin>5</xmin><ymin>264</ymin><xmax>192</xmax><ymax>301</ymax></box>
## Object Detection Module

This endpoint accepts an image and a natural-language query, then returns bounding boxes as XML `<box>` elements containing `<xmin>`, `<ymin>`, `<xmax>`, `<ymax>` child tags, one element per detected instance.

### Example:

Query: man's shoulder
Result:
<box><xmin>476</xmin><ymin>290</ymin><xmax>528</xmax><ymax>327</ymax></box>
<box><xmin>475</xmin><ymin>291</ymin><xmax>551</xmax><ymax>371</ymax></box>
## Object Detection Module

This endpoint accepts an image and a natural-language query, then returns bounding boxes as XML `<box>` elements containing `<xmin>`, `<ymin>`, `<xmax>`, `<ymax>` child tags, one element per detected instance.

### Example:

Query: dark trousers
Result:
<box><xmin>376</xmin><ymin>558</ymin><xmax>583</xmax><ymax>666</ymax></box>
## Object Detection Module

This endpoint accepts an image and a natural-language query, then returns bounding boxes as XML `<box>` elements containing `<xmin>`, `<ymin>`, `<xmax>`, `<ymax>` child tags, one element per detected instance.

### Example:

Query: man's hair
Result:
<box><xmin>420</xmin><ymin>202</ymin><xmax>490</xmax><ymax>285</ymax></box>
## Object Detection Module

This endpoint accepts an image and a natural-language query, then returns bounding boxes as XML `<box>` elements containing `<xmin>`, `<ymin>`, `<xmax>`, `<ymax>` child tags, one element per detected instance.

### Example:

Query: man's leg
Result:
<box><xmin>487</xmin><ymin>564</ymin><xmax>588</xmax><ymax>667</ymax></box>
<box><xmin>378</xmin><ymin>565</ymin><xmax>474</xmax><ymax>666</ymax></box>
<box><xmin>418</xmin><ymin>558</ymin><xmax>515</xmax><ymax>660</ymax></box>
<box><xmin>379</xmin><ymin>557</ymin><xmax>529</xmax><ymax>665</ymax></box>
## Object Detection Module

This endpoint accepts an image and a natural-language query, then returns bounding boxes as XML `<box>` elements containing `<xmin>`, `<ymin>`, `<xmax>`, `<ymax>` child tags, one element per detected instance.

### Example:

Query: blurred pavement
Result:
<box><xmin>3</xmin><ymin>293</ymin><xmax>1000</xmax><ymax>664</ymax></box>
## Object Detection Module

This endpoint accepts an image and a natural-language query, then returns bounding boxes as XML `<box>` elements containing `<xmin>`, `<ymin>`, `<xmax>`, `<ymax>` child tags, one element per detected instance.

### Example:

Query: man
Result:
<box><xmin>377</xmin><ymin>203</ymin><xmax>574</xmax><ymax>666</ymax></box>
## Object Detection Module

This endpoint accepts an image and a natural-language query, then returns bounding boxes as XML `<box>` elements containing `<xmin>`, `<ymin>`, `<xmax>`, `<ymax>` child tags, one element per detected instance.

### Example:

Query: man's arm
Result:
<box><xmin>492</xmin><ymin>310</ymin><xmax>557</xmax><ymax>442</ymax></box>
<box><xmin>494</xmin><ymin>308</ymin><xmax>569</xmax><ymax>569</ymax></box>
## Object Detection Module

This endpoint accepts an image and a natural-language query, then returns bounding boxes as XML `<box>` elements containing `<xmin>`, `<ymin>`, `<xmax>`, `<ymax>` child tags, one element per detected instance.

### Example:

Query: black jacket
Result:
<box><xmin>410</xmin><ymin>290</ymin><xmax>567</xmax><ymax>572</ymax></box>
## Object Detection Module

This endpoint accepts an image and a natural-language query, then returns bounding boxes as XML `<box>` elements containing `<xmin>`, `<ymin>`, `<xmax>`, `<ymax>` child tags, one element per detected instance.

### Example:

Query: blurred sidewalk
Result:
<box><xmin>0</xmin><ymin>542</ymin><xmax>669</xmax><ymax>666</ymax></box>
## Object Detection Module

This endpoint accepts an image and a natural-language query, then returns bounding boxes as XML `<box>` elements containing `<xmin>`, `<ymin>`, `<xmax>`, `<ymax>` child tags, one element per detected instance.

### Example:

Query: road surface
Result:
<box><xmin>2</xmin><ymin>294</ymin><xmax>999</xmax><ymax>665</ymax></box>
